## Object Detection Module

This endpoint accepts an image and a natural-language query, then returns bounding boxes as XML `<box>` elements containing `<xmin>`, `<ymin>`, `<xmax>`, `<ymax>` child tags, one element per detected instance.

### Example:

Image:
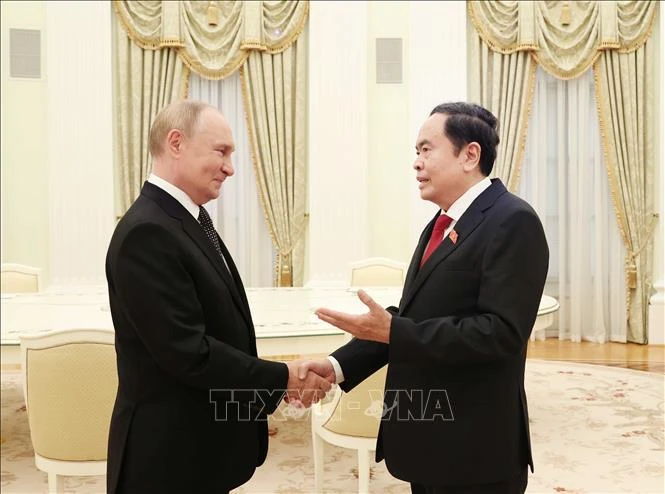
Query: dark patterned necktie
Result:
<box><xmin>198</xmin><ymin>206</ymin><xmax>225</xmax><ymax>260</ymax></box>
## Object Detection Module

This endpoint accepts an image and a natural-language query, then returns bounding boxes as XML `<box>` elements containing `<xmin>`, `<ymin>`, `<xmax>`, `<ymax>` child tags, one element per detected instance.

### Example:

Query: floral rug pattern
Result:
<box><xmin>1</xmin><ymin>360</ymin><xmax>663</xmax><ymax>493</ymax></box>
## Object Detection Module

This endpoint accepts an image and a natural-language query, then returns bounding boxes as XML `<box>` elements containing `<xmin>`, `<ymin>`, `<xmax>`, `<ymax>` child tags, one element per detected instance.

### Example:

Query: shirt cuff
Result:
<box><xmin>327</xmin><ymin>356</ymin><xmax>345</xmax><ymax>384</ymax></box>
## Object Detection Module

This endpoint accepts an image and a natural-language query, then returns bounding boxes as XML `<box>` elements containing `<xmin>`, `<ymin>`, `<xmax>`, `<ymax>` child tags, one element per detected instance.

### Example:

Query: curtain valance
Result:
<box><xmin>114</xmin><ymin>0</ymin><xmax>308</xmax><ymax>79</ymax></box>
<box><xmin>468</xmin><ymin>1</ymin><xmax>657</xmax><ymax>79</ymax></box>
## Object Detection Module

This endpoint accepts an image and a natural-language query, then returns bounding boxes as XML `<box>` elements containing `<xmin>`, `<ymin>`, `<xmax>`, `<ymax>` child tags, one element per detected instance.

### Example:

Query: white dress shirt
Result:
<box><xmin>147</xmin><ymin>174</ymin><xmax>231</xmax><ymax>273</ymax></box>
<box><xmin>147</xmin><ymin>173</ymin><xmax>200</xmax><ymax>220</ymax></box>
<box><xmin>438</xmin><ymin>176</ymin><xmax>492</xmax><ymax>240</ymax></box>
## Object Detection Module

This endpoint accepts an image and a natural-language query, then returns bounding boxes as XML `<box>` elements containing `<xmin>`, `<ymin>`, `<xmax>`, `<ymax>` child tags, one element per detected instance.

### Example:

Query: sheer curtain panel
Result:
<box><xmin>519</xmin><ymin>68</ymin><xmax>627</xmax><ymax>343</ymax></box>
<box><xmin>188</xmin><ymin>72</ymin><xmax>274</xmax><ymax>287</ymax></box>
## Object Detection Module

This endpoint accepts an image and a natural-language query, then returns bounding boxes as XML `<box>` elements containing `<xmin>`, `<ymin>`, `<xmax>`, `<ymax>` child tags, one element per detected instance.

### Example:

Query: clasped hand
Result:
<box><xmin>283</xmin><ymin>291</ymin><xmax>391</xmax><ymax>408</ymax></box>
<box><xmin>285</xmin><ymin>359</ymin><xmax>335</xmax><ymax>408</ymax></box>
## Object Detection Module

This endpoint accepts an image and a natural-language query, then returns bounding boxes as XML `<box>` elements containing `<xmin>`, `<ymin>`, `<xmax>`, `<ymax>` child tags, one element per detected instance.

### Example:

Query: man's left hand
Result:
<box><xmin>315</xmin><ymin>289</ymin><xmax>392</xmax><ymax>343</ymax></box>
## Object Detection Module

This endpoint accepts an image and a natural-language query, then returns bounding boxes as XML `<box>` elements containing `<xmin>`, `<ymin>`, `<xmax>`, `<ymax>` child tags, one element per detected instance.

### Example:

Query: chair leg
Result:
<box><xmin>312</xmin><ymin>431</ymin><xmax>325</xmax><ymax>492</ymax></box>
<box><xmin>357</xmin><ymin>448</ymin><xmax>370</xmax><ymax>493</ymax></box>
<box><xmin>47</xmin><ymin>472</ymin><xmax>64</xmax><ymax>493</ymax></box>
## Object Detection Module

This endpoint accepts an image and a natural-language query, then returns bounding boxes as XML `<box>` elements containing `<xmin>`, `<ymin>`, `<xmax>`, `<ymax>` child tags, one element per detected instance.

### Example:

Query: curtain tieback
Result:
<box><xmin>625</xmin><ymin>213</ymin><xmax>659</xmax><ymax>289</ymax></box>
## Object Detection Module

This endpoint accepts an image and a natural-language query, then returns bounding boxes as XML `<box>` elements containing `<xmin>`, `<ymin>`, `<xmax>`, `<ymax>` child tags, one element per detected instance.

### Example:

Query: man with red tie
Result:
<box><xmin>303</xmin><ymin>102</ymin><xmax>549</xmax><ymax>493</ymax></box>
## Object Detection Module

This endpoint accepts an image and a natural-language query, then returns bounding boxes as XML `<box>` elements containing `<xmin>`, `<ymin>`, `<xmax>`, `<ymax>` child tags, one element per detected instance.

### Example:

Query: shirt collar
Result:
<box><xmin>444</xmin><ymin>176</ymin><xmax>492</xmax><ymax>222</ymax></box>
<box><xmin>147</xmin><ymin>173</ymin><xmax>201</xmax><ymax>221</ymax></box>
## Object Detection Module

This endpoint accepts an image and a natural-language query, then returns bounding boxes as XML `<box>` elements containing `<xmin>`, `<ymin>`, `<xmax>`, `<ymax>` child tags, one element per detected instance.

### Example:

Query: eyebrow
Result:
<box><xmin>416</xmin><ymin>139</ymin><xmax>432</xmax><ymax>151</ymax></box>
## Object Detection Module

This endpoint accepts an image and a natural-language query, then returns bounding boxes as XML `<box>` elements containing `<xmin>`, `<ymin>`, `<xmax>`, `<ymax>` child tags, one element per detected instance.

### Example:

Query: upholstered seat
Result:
<box><xmin>311</xmin><ymin>366</ymin><xmax>387</xmax><ymax>493</ymax></box>
<box><xmin>1</xmin><ymin>263</ymin><xmax>42</xmax><ymax>293</ymax></box>
<box><xmin>20</xmin><ymin>328</ymin><xmax>117</xmax><ymax>493</ymax></box>
<box><xmin>349</xmin><ymin>257</ymin><xmax>406</xmax><ymax>287</ymax></box>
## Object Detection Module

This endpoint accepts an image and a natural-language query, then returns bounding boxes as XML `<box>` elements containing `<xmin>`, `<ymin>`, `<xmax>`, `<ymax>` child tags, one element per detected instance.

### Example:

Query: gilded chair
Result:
<box><xmin>349</xmin><ymin>257</ymin><xmax>406</xmax><ymax>287</ymax></box>
<box><xmin>1</xmin><ymin>263</ymin><xmax>42</xmax><ymax>293</ymax></box>
<box><xmin>20</xmin><ymin>328</ymin><xmax>117</xmax><ymax>493</ymax></box>
<box><xmin>311</xmin><ymin>365</ymin><xmax>387</xmax><ymax>493</ymax></box>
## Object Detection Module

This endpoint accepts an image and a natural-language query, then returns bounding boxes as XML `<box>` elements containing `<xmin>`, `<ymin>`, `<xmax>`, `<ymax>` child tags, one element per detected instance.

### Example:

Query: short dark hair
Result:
<box><xmin>429</xmin><ymin>102</ymin><xmax>500</xmax><ymax>176</ymax></box>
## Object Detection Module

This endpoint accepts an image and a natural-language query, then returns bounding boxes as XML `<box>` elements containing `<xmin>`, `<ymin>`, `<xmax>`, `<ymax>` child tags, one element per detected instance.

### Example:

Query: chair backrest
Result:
<box><xmin>349</xmin><ymin>258</ymin><xmax>407</xmax><ymax>287</ymax></box>
<box><xmin>1</xmin><ymin>263</ymin><xmax>42</xmax><ymax>293</ymax></box>
<box><xmin>322</xmin><ymin>366</ymin><xmax>387</xmax><ymax>438</ymax></box>
<box><xmin>20</xmin><ymin>329</ymin><xmax>117</xmax><ymax>461</ymax></box>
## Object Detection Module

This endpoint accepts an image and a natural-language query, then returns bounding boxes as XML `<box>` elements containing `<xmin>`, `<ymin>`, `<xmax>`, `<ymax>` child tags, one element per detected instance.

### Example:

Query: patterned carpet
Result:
<box><xmin>1</xmin><ymin>360</ymin><xmax>663</xmax><ymax>493</ymax></box>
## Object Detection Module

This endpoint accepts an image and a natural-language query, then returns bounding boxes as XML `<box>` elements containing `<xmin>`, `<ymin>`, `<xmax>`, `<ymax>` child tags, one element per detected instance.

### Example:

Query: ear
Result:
<box><xmin>165</xmin><ymin>129</ymin><xmax>185</xmax><ymax>156</ymax></box>
<box><xmin>463</xmin><ymin>142</ymin><xmax>481</xmax><ymax>170</ymax></box>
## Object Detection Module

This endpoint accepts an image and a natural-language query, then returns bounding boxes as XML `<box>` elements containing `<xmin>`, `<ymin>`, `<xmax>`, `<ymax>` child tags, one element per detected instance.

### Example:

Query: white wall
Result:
<box><xmin>366</xmin><ymin>1</ymin><xmax>411</xmax><ymax>263</ymax></box>
<box><xmin>0</xmin><ymin>1</ymin><xmax>114</xmax><ymax>288</ymax></box>
<box><xmin>0</xmin><ymin>1</ymin><xmax>49</xmax><ymax>281</ymax></box>
<box><xmin>407</xmin><ymin>1</ymin><xmax>468</xmax><ymax>243</ymax></box>
<box><xmin>306</xmin><ymin>1</ymin><xmax>369</xmax><ymax>287</ymax></box>
<box><xmin>45</xmin><ymin>1</ymin><xmax>115</xmax><ymax>287</ymax></box>
<box><xmin>307</xmin><ymin>0</ymin><xmax>469</xmax><ymax>286</ymax></box>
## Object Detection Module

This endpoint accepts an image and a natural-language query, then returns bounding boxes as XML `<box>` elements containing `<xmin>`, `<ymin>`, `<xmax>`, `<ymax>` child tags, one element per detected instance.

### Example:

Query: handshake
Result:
<box><xmin>284</xmin><ymin>358</ymin><xmax>336</xmax><ymax>408</ymax></box>
<box><xmin>281</xmin><ymin>289</ymin><xmax>392</xmax><ymax>408</ymax></box>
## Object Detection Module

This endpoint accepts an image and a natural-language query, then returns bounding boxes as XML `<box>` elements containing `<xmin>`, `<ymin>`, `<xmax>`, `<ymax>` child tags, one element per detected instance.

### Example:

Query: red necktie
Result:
<box><xmin>420</xmin><ymin>214</ymin><xmax>453</xmax><ymax>266</ymax></box>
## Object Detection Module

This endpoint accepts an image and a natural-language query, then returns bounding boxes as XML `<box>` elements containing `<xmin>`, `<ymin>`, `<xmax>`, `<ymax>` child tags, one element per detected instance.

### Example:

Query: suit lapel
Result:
<box><xmin>400</xmin><ymin>179</ymin><xmax>508</xmax><ymax>313</ymax></box>
<box><xmin>400</xmin><ymin>212</ymin><xmax>438</xmax><ymax>309</ymax></box>
<box><xmin>216</xmin><ymin>235</ymin><xmax>258</xmax><ymax>345</ymax></box>
<box><xmin>141</xmin><ymin>182</ymin><xmax>253</xmax><ymax>329</ymax></box>
<box><xmin>181</xmin><ymin>219</ymin><xmax>254</xmax><ymax>330</ymax></box>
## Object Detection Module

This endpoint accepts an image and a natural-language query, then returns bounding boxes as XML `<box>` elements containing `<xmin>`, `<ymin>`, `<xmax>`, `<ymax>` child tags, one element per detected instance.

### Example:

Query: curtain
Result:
<box><xmin>114</xmin><ymin>1</ymin><xmax>309</xmax><ymax>79</ymax></box>
<box><xmin>113</xmin><ymin>1</ymin><xmax>309</xmax><ymax>286</ymax></box>
<box><xmin>519</xmin><ymin>68</ymin><xmax>626</xmax><ymax>343</ymax></box>
<box><xmin>468</xmin><ymin>0</ymin><xmax>658</xmax><ymax>342</ymax></box>
<box><xmin>240</xmin><ymin>34</ymin><xmax>308</xmax><ymax>287</ymax></box>
<box><xmin>468</xmin><ymin>28</ymin><xmax>536</xmax><ymax>191</ymax></box>
<box><xmin>468</xmin><ymin>1</ymin><xmax>657</xmax><ymax>79</ymax></box>
<box><xmin>113</xmin><ymin>17</ymin><xmax>189</xmax><ymax>217</ymax></box>
<box><xmin>594</xmin><ymin>38</ymin><xmax>657</xmax><ymax>343</ymax></box>
<box><xmin>188</xmin><ymin>72</ymin><xmax>274</xmax><ymax>287</ymax></box>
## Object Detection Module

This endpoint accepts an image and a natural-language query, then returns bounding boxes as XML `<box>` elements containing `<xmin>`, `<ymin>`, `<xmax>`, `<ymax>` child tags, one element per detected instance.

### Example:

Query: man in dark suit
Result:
<box><xmin>105</xmin><ymin>100</ymin><xmax>331</xmax><ymax>494</ymax></box>
<box><xmin>304</xmin><ymin>102</ymin><xmax>549</xmax><ymax>493</ymax></box>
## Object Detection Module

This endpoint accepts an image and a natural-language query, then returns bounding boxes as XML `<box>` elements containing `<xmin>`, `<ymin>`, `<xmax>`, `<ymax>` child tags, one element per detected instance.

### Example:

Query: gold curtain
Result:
<box><xmin>113</xmin><ymin>16</ymin><xmax>189</xmax><ymax>217</ymax></box>
<box><xmin>113</xmin><ymin>1</ymin><xmax>309</xmax><ymax>286</ymax></box>
<box><xmin>468</xmin><ymin>25</ymin><xmax>536</xmax><ymax>191</ymax></box>
<box><xmin>240</xmin><ymin>34</ymin><xmax>307</xmax><ymax>287</ymax></box>
<box><xmin>594</xmin><ymin>37</ymin><xmax>657</xmax><ymax>343</ymax></box>
<box><xmin>114</xmin><ymin>1</ymin><xmax>308</xmax><ymax>79</ymax></box>
<box><xmin>469</xmin><ymin>1</ymin><xmax>656</xmax><ymax>79</ymax></box>
<box><xmin>467</xmin><ymin>0</ymin><xmax>658</xmax><ymax>343</ymax></box>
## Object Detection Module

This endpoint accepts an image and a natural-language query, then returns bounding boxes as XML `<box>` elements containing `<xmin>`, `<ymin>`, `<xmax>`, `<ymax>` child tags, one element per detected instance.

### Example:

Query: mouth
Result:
<box><xmin>417</xmin><ymin>178</ymin><xmax>430</xmax><ymax>188</ymax></box>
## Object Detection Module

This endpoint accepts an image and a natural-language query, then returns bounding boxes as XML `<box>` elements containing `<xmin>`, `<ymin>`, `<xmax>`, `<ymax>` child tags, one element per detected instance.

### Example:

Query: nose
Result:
<box><xmin>223</xmin><ymin>157</ymin><xmax>235</xmax><ymax>177</ymax></box>
<box><xmin>413</xmin><ymin>157</ymin><xmax>423</xmax><ymax>170</ymax></box>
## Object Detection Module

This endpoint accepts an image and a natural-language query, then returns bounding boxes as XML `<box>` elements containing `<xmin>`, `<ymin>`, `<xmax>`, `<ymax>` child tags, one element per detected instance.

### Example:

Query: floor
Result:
<box><xmin>526</xmin><ymin>339</ymin><xmax>665</xmax><ymax>373</ymax></box>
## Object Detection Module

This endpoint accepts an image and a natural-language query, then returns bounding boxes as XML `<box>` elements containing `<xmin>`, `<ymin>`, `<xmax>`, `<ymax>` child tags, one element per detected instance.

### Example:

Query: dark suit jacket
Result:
<box><xmin>105</xmin><ymin>182</ymin><xmax>288</xmax><ymax>493</ymax></box>
<box><xmin>332</xmin><ymin>179</ymin><xmax>549</xmax><ymax>486</ymax></box>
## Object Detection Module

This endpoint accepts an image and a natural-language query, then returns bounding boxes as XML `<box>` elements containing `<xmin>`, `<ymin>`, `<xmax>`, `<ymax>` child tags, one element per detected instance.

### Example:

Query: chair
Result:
<box><xmin>1</xmin><ymin>263</ymin><xmax>43</xmax><ymax>293</ymax></box>
<box><xmin>311</xmin><ymin>366</ymin><xmax>387</xmax><ymax>493</ymax></box>
<box><xmin>20</xmin><ymin>328</ymin><xmax>117</xmax><ymax>493</ymax></box>
<box><xmin>348</xmin><ymin>257</ymin><xmax>407</xmax><ymax>287</ymax></box>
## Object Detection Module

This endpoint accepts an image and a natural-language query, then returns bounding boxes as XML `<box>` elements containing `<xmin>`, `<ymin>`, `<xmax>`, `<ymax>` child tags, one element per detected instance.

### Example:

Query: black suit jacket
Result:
<box><xmin>332</xmin><ymin>179</ymin><xmax>549</xmax><ymax>486</ymax></box>
<box><xmin>105</xmin><ymin>182</ymin><xmax>288</xmax><ymax>493</ymax></box>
